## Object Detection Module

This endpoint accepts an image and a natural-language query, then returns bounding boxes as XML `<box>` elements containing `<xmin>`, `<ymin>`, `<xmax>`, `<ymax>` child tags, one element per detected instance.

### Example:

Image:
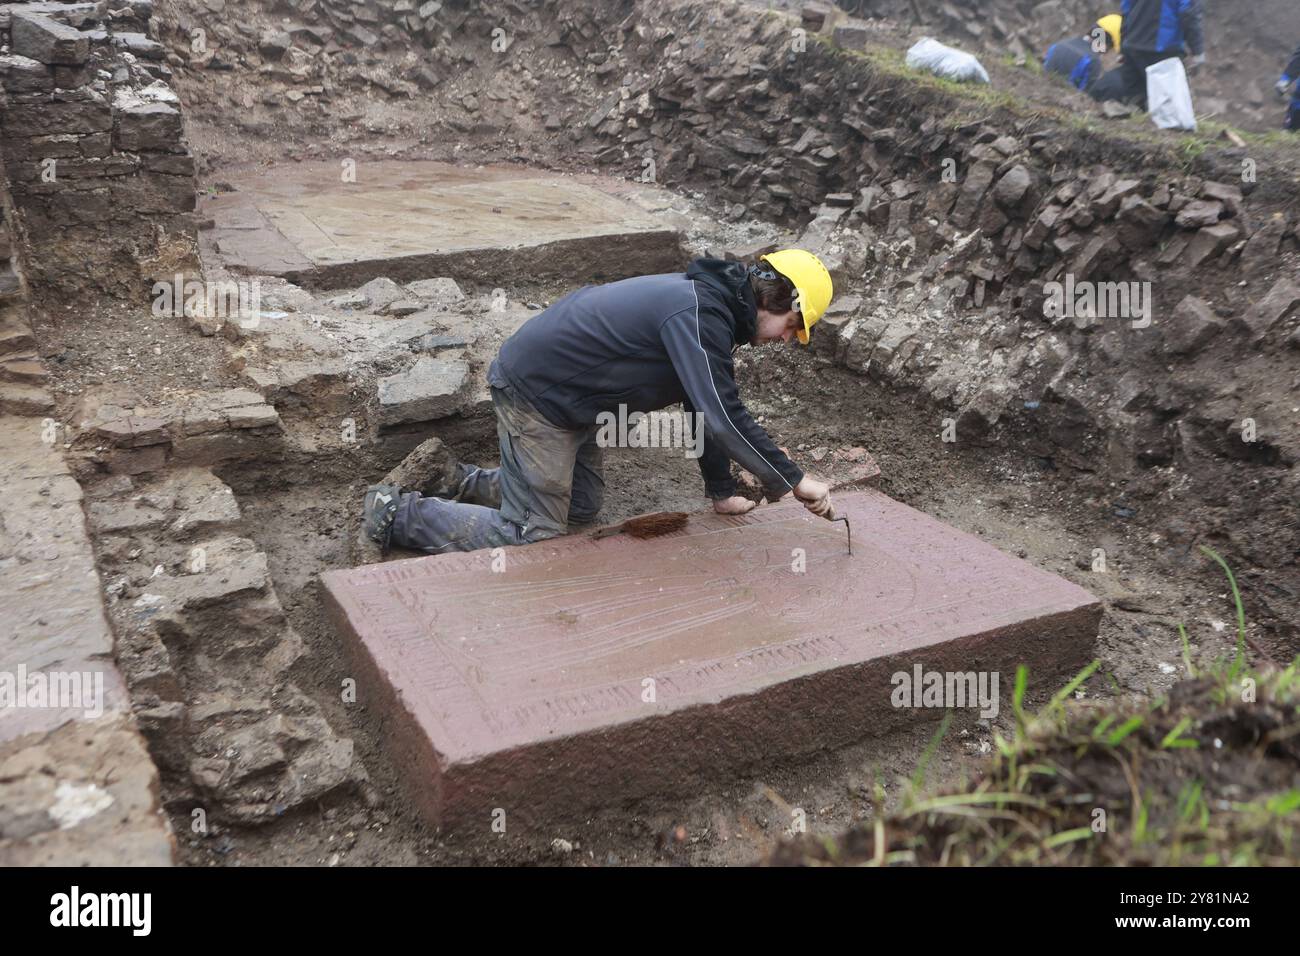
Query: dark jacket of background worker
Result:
<box><xmin>1278</xmin><ymin>43</ymin><xmax>1300</xmax><ymax>131</ymax></box>
<box><xmin>1044</xmin><ymin>36</ymin><xmax>1106</xmax><ymax>93</ymax></box>
<box><xmin>1044</xmin><ymin>15</ymin><xmax>1121</xmax><ymax>97</ymax></box>
<box><xmin>1118</xmin><ymin>0</ymin><xmax>1206</xmax><ymax>107</ymax></box>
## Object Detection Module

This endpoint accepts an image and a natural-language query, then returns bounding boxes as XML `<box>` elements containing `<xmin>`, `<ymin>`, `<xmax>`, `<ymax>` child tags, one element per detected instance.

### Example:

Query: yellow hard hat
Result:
<box><xmin>1097</xmin><ymin>14</ymin><xmax>1122</xmax><ymax>52</ymax></box>
<box><xmin>761</xmin><ymin>248</ymin><xmax>833</xmax><ymax>345</ymax></box>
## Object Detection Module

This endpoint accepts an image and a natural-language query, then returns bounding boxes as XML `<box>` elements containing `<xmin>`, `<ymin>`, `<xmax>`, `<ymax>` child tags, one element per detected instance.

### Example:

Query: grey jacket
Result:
<box><xmin>489</xmin><ymin>258</ymin><xmax>803</xmax><ymax>499</ymax></box>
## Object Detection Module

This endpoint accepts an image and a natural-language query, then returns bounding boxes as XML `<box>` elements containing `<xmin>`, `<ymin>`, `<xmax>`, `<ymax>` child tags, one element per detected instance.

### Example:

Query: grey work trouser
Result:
<box><xmin>389</xmin><ymin>384</ymin><xmax>604</xmax><ymax>554</ymax></box>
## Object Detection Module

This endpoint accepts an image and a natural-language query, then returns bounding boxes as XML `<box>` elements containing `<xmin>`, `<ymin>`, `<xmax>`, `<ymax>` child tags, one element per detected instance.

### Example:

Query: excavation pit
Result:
<box><xmin>201</xmin><ymin>160</ymin><xmax>686</xmax><ymax>289</ymax></box>
<box><xmin>321</xmin><ymin>489</ymin><xmax>1101</xmax><ymax>831</ymax></box>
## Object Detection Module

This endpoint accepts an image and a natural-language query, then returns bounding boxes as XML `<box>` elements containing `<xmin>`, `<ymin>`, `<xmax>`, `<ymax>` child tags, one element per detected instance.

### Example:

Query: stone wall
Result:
<box><xmin>553</xmin><ymin>2</ymin><xmax>1298</xmax><ymax>467</ymax></box>
<box><xmin>0</xmin><ymin>141</ymin><xmax>50</xmax><ymax>415</ymax></box>
<box><xmin>0</xmin><ymin>60</ymin><xmax>173</xmax><ymax>864</ymax></box>
<box><xmin>0</xmin><ymin>0</ymin><xmax>198</xmax><ymax>296</ymax></box>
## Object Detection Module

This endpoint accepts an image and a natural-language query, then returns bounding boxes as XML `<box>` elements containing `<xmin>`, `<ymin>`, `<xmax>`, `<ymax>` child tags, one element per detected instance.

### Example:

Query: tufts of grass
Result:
<box><xmin>768</xmin><ymin>550</ymin><xmax>1300</xmax><ymax>866</ymax></box>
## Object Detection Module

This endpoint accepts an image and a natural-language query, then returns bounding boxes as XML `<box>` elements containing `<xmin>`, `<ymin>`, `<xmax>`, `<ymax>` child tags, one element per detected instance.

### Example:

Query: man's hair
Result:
<box><xmin>748</xmin><ymin>263</ymin><xmax>796</xmax><ymax>313</ymax></box>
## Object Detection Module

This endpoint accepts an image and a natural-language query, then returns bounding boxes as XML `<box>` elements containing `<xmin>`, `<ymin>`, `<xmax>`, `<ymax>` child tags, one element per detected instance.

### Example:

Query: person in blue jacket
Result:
<box><xmin>1044</xmin><ymin>14</ymin><xmax>1121</xmax><ymax>98</ymax></box>
<box><xmin>1276</xmin><ymin>44</ymin><xmax>1300</xmax><ymax>132</ymax></box>
<box><xmin>360</xmin><ymin>253</ymin><xmax>839</xmax><ymax>555</ymax></box>
<box><xmin>1117</xmin><ymin>0</ymin><xmax>1206</xmax><ymax>109</ymax></box>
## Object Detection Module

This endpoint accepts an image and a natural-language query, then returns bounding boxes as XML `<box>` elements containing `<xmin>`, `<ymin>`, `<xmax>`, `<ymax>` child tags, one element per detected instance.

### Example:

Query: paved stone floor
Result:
<box><xmin>0</xmin><ymin>415</ymin><xmax>173</xmax><ymax>864</ymax></box>
<box><xmin>322</xmin><ymin>489</ymin><xmax>1101</xmax><ymax>830</ymax></box>
<box><xmin>202</xmin><ymin>161</ymin><xmax>684</xmax><ymax>288</ymax></box>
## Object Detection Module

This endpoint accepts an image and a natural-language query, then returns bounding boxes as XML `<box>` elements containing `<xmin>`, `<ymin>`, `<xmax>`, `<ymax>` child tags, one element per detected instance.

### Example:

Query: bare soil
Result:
<box><xmin>165</xmin><ymin>343</ymin><xmax>1257</xmax><ymax>867</ymax></box>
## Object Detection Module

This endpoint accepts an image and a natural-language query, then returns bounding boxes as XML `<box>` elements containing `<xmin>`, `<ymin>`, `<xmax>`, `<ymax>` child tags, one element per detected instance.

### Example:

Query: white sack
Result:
<box><xmin>905</xmin><ymin>37</ymin><xmax>991</xmax><ymax>85</ymax></box>
<box><xmin>1147</xmin><ymin>57</ymin><xmax>1197</xmax><ymax>131</ymax></box>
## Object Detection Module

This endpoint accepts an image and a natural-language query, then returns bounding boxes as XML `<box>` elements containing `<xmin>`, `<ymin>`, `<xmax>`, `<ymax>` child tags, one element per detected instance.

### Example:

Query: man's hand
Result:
<box><xmin>713</xmin><ymin>496</ymin><xmax>757</xmax><ymax>516</ymax></box>
<box><xmin>1188</xmin><ymin>52</ymin><xmax>1206</xmax><ymax>73</ymax></box>
<box><xmin>793</xmin><ymin>476</ymin><xmax>835</xmax><ymax>520</ymax></box>
<box><xmin>1278</xmin><ymin>77</ymin><xmax>1293</xmax><ymax>99</ymax></box>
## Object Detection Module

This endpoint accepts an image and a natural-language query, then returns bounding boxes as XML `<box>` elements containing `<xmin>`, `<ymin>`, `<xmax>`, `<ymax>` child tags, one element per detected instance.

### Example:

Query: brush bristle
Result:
<box><xmin>622</xmin><ymin>512</ymin><xmax>688</xmax><ymax>539</ymax></box>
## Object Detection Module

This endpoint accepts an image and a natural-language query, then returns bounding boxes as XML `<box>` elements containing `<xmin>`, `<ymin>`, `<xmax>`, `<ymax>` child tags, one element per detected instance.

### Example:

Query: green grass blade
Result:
<box><xmin>1106</xmin><ymin>715</ymin><xmax>1145</xmax><ymax>745</ymax></box>
<box><xmin>909</xmin><ymin>711</ymin><xmax>953</xmax><ymax>799</ymax></box>
<box><xmin>1047</xmin><ymin>659</ymin><xmax>1101</xmax><ymax>713</ymax></box>
<box><xmin>1199</xmin><ymin>546</ymin><xmax>1247</xmax><ymax>680</ymax></box>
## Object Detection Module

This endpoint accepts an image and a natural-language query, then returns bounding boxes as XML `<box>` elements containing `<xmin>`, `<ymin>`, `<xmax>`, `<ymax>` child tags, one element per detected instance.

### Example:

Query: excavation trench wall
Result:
<box><xmin>0</xmin><ymin>0</ymin><xmax>199</xmax><ymax>297</ymax></box>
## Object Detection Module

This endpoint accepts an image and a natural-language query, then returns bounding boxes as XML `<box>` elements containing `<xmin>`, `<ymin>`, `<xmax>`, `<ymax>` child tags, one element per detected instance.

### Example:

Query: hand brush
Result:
<box><xmin>590</xmin><ymin>511</ymin><xmax>689</xmax><ymax>540</ymax></box>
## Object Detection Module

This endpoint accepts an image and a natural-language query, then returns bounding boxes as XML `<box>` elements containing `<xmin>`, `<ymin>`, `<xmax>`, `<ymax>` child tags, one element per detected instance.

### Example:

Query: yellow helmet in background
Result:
<box><xmin>760</xmin><ymin>249</ymin><xmax>833</xmax><ymax>345</ymax></box>
<box><xmin>1097</xmin><ymin>14</ymin><xmax>1122</xmax><ymax>52</ymax></box>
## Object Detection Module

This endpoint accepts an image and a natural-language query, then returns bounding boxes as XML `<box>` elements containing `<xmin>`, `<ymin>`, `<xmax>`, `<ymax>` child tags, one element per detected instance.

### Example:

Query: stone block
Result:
<box><xmin>376</xmin><ymin>355</ymin><xmax>469</xmax><ymax>426</ymax></box>
<box><xmin>322</xmin><ymin>491</ymin><xmax>1100</xmax><ymax>830</ymax></box>
<box><xmin>11</xmin><ymin>11</ymin><xmax>89</xmax><ymax>66</ymax></box>
<box><xmin>1174</xmin><ymin>199</ymin><xmax>1223</xmax><ymax>229</ymax></box>
<box><xmin>114</xmin><ymin>102</ymin><xmax>183</xmax><ymax>153</ymax></box>
<box><xmin>1181</xmin><ymin>221</ymin><xmax>1240</xmax><ymax>269</ymax></box>
<box><xmin>1161</xmin><ymin>295</ymin><xmax>1222</xmax><ymax>356</ymax></box>
<box><xmin>1243</xmin><ymin>279</ymin><xmax>1300</xmax><ymax>342</ymax></box>
<box><xmin>2</xmin><ymin>89</ymin><xmax>112</xmax><ymax>136</ymax></box>
<box><xmin>0</xmin><ymin>54</ymin><xmax>53</xmax><ymax>93</ymax></box>
<box><xmin>832</xmin><ymin>24</ymin><xmax>868</xmax><ymax>50</ymax></box>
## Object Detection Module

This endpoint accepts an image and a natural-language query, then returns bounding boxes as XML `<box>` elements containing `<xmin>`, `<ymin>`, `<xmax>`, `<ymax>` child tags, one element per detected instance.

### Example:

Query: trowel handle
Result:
<box><xmin>800</xmin><ymin>497</ymin><xmax>836</xmax><ymax>521</ymax></box>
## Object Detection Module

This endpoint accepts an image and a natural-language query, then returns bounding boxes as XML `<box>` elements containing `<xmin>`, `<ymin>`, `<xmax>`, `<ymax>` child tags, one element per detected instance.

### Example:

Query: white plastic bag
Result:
<box><xmin>905</xmin><ymin>37</ymin><xmax>990</xmax><ymax>85</ymax></box>
<box><xmin>1146</xmin><ymin>57</ymin><xmax>1197</xmax><ymax>131</ymax></box>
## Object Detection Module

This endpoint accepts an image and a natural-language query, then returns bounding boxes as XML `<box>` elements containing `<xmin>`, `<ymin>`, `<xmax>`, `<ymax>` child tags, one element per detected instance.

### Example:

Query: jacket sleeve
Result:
<box><xmin>659</xmin><ymin>302</ymin><xmax>803</xmax><ymax>499</ymax></box>
<box><xmin>1285</xmin><ymin>45</ymin><xmax>1300</xmax><ymax>82</ymax></box>
<box><xmin>1180</xmin><ymin>0</ymin><xmax>1205</xmax><ymax>56</ymax></box>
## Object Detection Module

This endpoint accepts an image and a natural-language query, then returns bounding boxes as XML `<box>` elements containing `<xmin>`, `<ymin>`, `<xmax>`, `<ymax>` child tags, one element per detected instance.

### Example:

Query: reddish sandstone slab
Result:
<box><xmin>321</xmin><ymin>489</ymin><xmax>1099</xmax><ymax>830</ymax></box>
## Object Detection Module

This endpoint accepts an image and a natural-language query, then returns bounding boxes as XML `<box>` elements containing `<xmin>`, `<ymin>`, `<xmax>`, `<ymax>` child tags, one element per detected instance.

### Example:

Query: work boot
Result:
<box><xmin>382</xmin><ymin>437</ymin><xmax>464</xmax><ymax>499</ymax></box>
<box><xmin>362</xmin><ymin>483</ymin><xmax>403</xmax><ymax>554</ymax></box>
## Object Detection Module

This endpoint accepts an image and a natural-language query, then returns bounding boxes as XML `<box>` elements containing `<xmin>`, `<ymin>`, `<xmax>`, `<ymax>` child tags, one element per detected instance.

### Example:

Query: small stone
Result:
<box><xmin>344</xmin><ymin>25</ymin><xmax>379</xmax><ymax>47</ymax></box>
<box><xmin>383</xmin><ymin>300</ymin><xmax>423</xmax><ymax>317</ymax></box>
<box><xmin>832</xmin><ymin>25</ymin><xmax>868</xmax><ymax>50</ymax></box>
<box><xmin>992</xmin><ymin>164</ymin><xmax>1032</xmax><ymax>209</ymax></box>
<box><xmin>1180</xmin><ymin>222</ymin><xmax>1240</xmax><ymax>269</ymax></box>
<box><xmin>327</xmin><ymin>291</ymin><xmax>368</xmax><ymax>310</ymax></box>
<box><xmin>376</xmin><ymin>356</ymin><xmax>469</xmax><ymax>426</ymax></box>
<box><xmin>405</xmin><ymin>277</ymin><xmax>465</xmax><ymax>310</ymax></box>
<box><xmin>355</xmin><ymin>277</ymin><xmax>404</xmax><ymax>311</ymax></box>
<box><xmin>225</xmin><ymin>404</ymin><xmax>280</xmax><ymax>430</ymax></box>
<box><xmin>1240</xmin><ymin>218</ymin><xmax>1285</xmax><ymax>275</ymax></box>
<box><xmin>1199</xmin><ymin>181</ymin><xmax>1243</xmax><ymax>218</ymax></box>
<box><xmin>1243</xmin><ymin>279</ymin><xmax>1300</xmax><ymax>342</ymax></box>
<box><xmin>112</xmin><ymin>33</ymin><xmax>166</xmax><ymax>60</ymax></box>
<box><xmin>1162</xmin><ymin>295</ymin><xmax>1222</xmax><ymax>356</ymax></box>
<box><xmin>258</xmin><ymin>29</ymin><xmax>292</xmax><ymax>58</ymax></box>
<box><xmin>1174</xmin><ymin>199</ymin><xmax>1223</xmax><ymax>229</ymax></box>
